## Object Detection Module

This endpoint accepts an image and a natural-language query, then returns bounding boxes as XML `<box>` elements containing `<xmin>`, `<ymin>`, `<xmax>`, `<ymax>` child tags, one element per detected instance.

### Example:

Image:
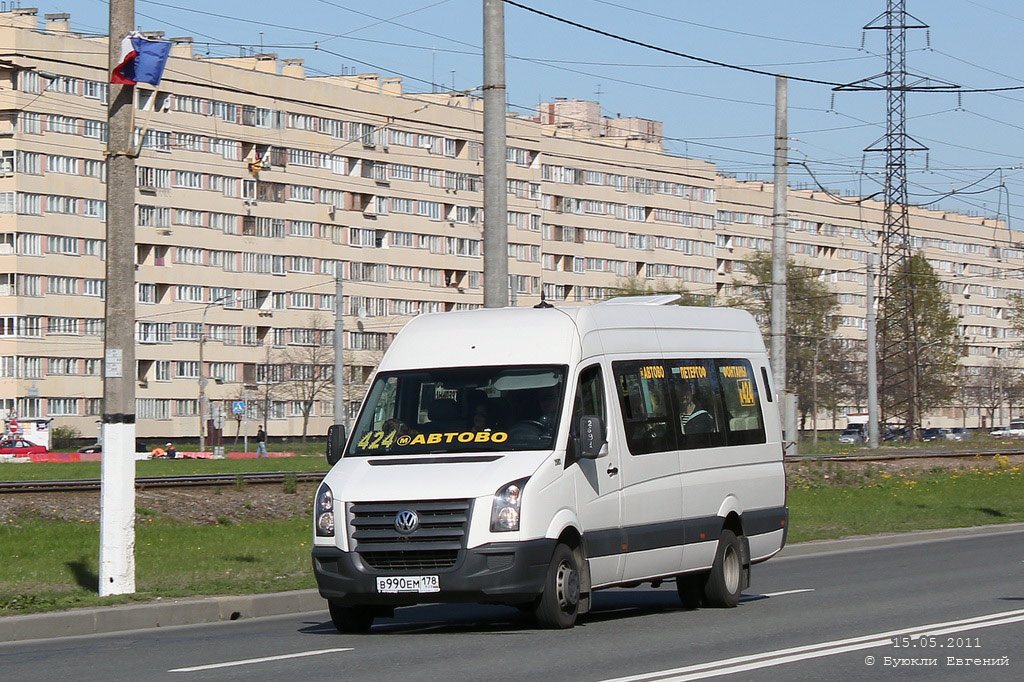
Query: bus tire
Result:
<box><xmin>534</xmin><ymin>543</ymin><xmax>581</xmax><ymax>629</ymax></box>
<box><xmin>328</xmin><ymin>601</ymin><xmax>374</xmax><ymax>633</ymax></box>
<box><xmin>704</xmin><ymin>530</ymin><xmax>743</xmax><ymax>608</ymax></box>
<box><xmin>676</xmin><ymin>571</ymin><xmax>708</xmax><ymax>609</ymax></box>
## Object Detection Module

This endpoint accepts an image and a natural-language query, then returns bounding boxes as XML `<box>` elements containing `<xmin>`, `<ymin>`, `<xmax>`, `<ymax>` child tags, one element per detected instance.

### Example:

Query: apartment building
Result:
<box><xmin>0</xmin><ymin>8</ymin><xmax>1019</xmax><ymax>440</ymax></box>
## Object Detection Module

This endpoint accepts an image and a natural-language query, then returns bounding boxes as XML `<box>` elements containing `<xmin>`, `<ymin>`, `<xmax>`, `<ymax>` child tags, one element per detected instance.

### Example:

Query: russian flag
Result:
<box><xmin>111</xmin><ymin>33</ymin><xmax>171</xmax><ymax>86</ymax></box>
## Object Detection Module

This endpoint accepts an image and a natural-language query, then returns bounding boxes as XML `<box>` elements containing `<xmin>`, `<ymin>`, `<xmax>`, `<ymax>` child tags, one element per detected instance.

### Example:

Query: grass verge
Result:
<box><xmin>0</xmin><ymin>517</ymin><xmax>314</xmax><ymax>615</ymax></box>
<box><xmin>1</xmin><ymin>461</ymin><xmax>1022</xmax><ymax>616</ymax></box>
<box><xmin>787</xmin><ymin>458</ymin><xmax>1024</xmax><ymax>542</ymax></box>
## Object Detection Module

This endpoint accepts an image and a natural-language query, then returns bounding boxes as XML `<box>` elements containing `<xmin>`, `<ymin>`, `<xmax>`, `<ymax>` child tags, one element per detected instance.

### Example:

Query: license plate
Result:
<box><xmin>375</xmin><ymin>575</ymin><xmax>440</xmax><ymax>594</ymax></box>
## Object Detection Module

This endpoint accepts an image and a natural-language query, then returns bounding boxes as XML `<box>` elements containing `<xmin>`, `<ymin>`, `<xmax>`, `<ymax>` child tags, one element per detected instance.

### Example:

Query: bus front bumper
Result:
<box><xmin>312</xmin><ymin>538</ymin><xmax>556</xmax><ymax>606</ymax></box>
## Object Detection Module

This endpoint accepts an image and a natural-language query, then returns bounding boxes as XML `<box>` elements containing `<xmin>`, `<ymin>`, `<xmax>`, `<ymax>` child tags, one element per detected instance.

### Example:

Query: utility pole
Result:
<box><xmin>770</xmin><ymin>75</ymin><xmax>788</xmax><ymax>393</ymax></box>
<box><xmin>771</xmin><ymin>75</ymin><xmax>797</xmax><ymax>452</ymax></box>
<box><xmin>482</xmin><ymin>0</ymin><xmax>508</xmax><ymax>308</ymax></box>
<box><xmin>334</xmin><ymin>265</ymin><xmax>347</xmax><ymax>431</ymax></box>
<box><xmin>867</xmin><ymin>255</ymin><xmax>879</xmax><ymax>447</ymax></box>
<box><xmin>99</xmin><ymin>0</ymin><xmax>136</xmax><ymax>597</ymax></box>
<box><xmin>198</xmin><ymin>312</ymin><xmax>207</xmax><ymax>455</ymax></box>
<box><xmin>197</xmin><ymin>300</ymin><xmax>219</xmax><ymax>454</ymax></box>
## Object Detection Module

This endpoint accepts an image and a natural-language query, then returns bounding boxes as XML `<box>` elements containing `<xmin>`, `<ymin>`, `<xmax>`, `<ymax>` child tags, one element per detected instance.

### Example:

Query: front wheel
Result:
<box><xmin>534</xmin><ymin>543</ymin><xmax>581</xmax><ymax>629</ymax></box>
<box><xmin>704</xmin><ymin>530</ymin><xmax>743</xmax><ymax>608</ymax></box>
<box><xmin>328</xmin><ymin>601</ymin><xmax>375</xmax><ymax>633</ymax></box>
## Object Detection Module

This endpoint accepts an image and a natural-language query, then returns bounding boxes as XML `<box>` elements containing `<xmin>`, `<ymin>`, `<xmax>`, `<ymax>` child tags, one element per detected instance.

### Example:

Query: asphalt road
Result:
<box><xmin>2</xmin><ymin>530</ymin><xmax>1021</xmax><ymax>681</ymax></box>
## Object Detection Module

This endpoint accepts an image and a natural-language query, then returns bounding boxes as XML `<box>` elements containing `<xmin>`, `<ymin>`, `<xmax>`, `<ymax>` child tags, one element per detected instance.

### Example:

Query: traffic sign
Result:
<box><xmin>231</xmin><ymin>400</ymin><xmax>246</xmax><ymax>415</ymax></box>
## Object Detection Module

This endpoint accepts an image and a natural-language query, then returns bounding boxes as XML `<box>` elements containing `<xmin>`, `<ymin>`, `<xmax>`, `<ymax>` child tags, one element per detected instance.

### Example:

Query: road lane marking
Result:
<box><xmin>759</xmin><ymin>588</ymin><xmax>815</xmax><ymax>598</ymax></box>
<box><xmin>596</xmin><ymin>607</ymin><xmax>1024</xmax><ymax>682</ymax></box>
<box><xmin>740</xmin><ymin>588</ymin><xmax>814</xmax><ymax>602</ymax></box>
<box><xmin>169</xmin><ymin>647</ymin><xmax>353</xmax><ymax>673</ymax></box>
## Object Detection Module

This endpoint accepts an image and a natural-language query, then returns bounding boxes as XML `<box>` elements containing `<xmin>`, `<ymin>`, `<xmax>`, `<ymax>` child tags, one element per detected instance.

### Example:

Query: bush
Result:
<box><xmin>50</xmin><ymin>425</ymin><xmax>81</xmax><ymax>450</ymax></box>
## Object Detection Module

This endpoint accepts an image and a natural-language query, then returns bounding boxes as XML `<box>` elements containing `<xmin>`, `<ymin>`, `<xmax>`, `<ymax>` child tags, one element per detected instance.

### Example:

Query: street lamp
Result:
<box><xmin>198</xmin><ymin>295</ymin><xmax>230</xmax><ymax>454</ymax></box>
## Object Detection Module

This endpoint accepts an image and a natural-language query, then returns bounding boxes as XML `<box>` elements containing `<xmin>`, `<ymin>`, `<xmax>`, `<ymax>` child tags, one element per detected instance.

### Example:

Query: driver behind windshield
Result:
<box><xmin>509</xmin><ymin>389</ymin><xmax>560</xmax><ymax>442</ymax></box>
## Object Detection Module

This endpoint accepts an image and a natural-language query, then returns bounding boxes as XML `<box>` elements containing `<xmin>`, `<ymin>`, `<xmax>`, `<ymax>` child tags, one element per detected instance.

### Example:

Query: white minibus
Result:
<box><xmin>313</xmin><ymin>296</ymin><xmax>788</xmax><ymax>631</ymax></box>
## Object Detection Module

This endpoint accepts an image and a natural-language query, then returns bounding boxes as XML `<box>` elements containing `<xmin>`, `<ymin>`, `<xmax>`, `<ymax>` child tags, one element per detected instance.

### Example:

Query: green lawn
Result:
<box><xmin>787</xmin><ymin>462</ymin><xmax>1024</xmax><ymax>542</ymax></box>
<box><xmin>0</xmin><ymin>455</ymin><xmax>329</xmax><ymax>481</ymax></box>
<box><xmin>1</xmin><ymin>462</ymin><xmax>1022</xmax><ymax>616</ymax></box>
<box><xmin>0</xmin><ymin>517</ymin><xmax>315</xmax><ymax>614</ymax></box>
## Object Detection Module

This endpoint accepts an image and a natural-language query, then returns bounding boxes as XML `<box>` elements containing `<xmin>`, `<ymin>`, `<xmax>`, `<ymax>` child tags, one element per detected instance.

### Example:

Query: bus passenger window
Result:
<box><xmin>613</xmin><ymin>361</ymin><xmax>675</xmax><ymax>455</ymax></box>
<box><xmin>669</xmin><ymin>360</ymin><xmax>727</xmax><ymax>450</ymax></box>
<box><xmin>716</xmin><ymin>359</ymin><xmax>766</xmax><ymax>446</ymax></box>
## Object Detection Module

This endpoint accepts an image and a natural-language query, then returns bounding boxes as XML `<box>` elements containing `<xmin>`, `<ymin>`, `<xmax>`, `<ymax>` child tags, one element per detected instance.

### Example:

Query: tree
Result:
<box><xmin>724</xmin><ymin>252</ymin><xmax>842</xmax><ymax>431</ymax></box>
<box><xmin>967</xmin><ymin>365</ymin><xmax>1005</xmax><ymax>427</ymax></box>
<box><xmin>878</xmin><ymin>252</ymin><xmax>962</xmax><ymax>429</ymax></box>
<box><xmin>279</xmin><ymin>315</ymin><xmax>336</xmax><ymax>442</ymax></box>
<box><xmin>609</xmin><ymin>276</ymin><xmax>714</xmax><ymax>306</ymax></box>
<box><xmin>251</xmin><ymin>344</ymin><xmax>286</xmax><ymax>439</ymax></box>
<box><xmin>818</xmin><ymin>339</ymin><xmax>866</xmax><ymax>430</ymax></box>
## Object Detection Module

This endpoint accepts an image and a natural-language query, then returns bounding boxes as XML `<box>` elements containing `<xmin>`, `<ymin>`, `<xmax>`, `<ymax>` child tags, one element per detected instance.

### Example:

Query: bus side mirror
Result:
<box><xmin>578</xmin><ymin>416</ymin><xmax>606</xmax><ymax>459</ymax></box>
<box><xmin>326</xmin><ymin>424</ymin><xmax>346</xmax><ymax>466</ymax></box>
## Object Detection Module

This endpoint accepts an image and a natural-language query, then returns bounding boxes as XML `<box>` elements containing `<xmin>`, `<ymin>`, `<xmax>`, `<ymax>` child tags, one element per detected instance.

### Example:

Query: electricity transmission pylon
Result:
<box><xmin>835</xmin><ymin>1</ymin><xmax>956</xmax><ymax>436</ymax></box>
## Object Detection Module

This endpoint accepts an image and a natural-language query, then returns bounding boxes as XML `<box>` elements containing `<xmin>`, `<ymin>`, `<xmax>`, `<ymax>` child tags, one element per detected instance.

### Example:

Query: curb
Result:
<box><xmin>3</xmin><ymin>523</ymin><xmax>1024</xmax><ymax>645</ymax></box>
<box><xmin>775</xmin><ymin>521</ymin><xmax>1024</xmax><ymax>559</ymax></box>
<box><xmin>0</xmin><ymin>589</ymin><xmax>325</xmax><ymax>645</ymax></box>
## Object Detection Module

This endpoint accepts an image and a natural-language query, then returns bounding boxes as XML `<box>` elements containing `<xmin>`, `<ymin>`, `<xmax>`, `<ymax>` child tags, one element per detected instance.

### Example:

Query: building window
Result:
<box><xmin>48</xmin><ymin>398</ymin><xmax>79</xmax><ymax>416</ymax></box>
<box><xmin>175</xmin><ymin>361</ymin><xmax>199</xmax><ymax>378</ymax></box>
<box><xmin>137</xmin><ymin>399</ymin><xmax>171</xmax><ymax>420</ymax></box>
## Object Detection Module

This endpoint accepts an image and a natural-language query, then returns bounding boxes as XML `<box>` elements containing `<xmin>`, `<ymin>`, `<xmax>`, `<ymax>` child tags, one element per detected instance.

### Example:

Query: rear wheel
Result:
<box><xmin>704</xmin><ymin>530</ymin><xmax>743</xmax><ymax>608</ymax></box>
<box><xmin>328</xmin><ymin>601</ymin><xmax>374</xmax><ymax>633</ymax></box>
<box><xmin>534</xmin><ymin>543</ymin><xmax>581</xmax><ymax>629</ymax></box>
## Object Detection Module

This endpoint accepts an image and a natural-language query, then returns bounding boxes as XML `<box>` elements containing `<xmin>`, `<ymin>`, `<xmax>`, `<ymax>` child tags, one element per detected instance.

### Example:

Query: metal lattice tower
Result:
<box><xmin>836</xmin><ymin>1</ymin><xmax>956</xmax><ymax>434</ymax></box>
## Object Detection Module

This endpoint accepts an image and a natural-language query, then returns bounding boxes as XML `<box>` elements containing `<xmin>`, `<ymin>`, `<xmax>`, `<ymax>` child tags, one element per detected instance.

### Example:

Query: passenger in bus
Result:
<box><xmin>679</xmin><ymin>383</ymin><xmax>715</xmax><ymax>434</ymax></box>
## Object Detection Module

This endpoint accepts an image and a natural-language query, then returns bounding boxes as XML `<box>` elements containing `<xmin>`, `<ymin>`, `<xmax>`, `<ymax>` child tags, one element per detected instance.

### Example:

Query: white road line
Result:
<box><xmin>758</xmin><ymin>588</ymin><xmax>814</xmax><ymax>598</ymax></box>
<box><xmin>168</xmin><ymin>647</ymin><xmax>353</xmax><ymax>673</ymax></box>
<box><xmin>597</xmin><ymin>607</ymin><xmax>1024</xmax><ymax>682</ymax></box>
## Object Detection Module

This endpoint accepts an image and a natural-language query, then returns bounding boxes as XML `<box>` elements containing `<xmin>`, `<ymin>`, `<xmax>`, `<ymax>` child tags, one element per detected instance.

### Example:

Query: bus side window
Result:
<box><xmin>668</xmin><ymin>360</ymin><xmax>727</xmax><ymax>450</ymax></box>
<box><xmin>612</xmin><ymin>361</ymin><xmax>675</xmax><ymax>455</ymax></box>
<box><xmin>717</xmin><ymin>359</ymin><xmax>766</xmax><ymax>446</ymax></box>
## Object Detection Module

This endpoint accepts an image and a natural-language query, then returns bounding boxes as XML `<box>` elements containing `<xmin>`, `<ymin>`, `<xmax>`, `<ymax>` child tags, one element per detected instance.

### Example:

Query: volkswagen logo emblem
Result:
<box><xmin>394</xmin><ymin>509</ymin><xmax>419</xmax><ymax>534</ymax></box>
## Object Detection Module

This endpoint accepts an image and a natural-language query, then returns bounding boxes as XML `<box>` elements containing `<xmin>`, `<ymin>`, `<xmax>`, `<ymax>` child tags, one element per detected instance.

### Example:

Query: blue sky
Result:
<box><xmin>39</xmin><ymin>1</ymin><xmax>1024</xmax><ymax>225</ymax></box>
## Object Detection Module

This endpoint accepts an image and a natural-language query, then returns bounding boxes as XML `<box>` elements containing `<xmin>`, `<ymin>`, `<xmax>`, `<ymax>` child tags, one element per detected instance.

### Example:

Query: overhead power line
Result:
<box><xmin>502</xmin><ymin>0</ymin><xmax>843</xmax><ymax>87</ymax></box>
<box><xmin>502</xmin><ymin>0</ymin><xmax>1024</xmax><ymax>93</ymax></box>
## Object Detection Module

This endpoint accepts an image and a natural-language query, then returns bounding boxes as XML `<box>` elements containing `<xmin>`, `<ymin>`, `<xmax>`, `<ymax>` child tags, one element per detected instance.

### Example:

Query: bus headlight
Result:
<box><xmin>315</xmin><ymin>483</ymin><xmax>335</xmax><ymax>537</ymax></box>
<box><xmin>491</xmin><ymin>478</ymin><xmax>528</xmax><ymax>532</ymax></box>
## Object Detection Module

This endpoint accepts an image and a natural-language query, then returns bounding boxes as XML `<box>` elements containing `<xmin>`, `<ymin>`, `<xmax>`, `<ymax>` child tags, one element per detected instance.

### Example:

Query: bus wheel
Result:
<box><xmin>328</xmin><ymin>601</ymin><xmax>374</xmax><ymax>633</ymax></box>
<box><xmin>534</xmin><ymin>543</ymin><xmax>580</xmax><ymax>629</ymax></box>
<box><xmin>676</xmin><ymin>571</ymin><xmax>708</xmax><ymax>609</ymax></box>
<box><xmin>704</xmin><ymin>530</ymin><xmax>743</xmax><ymax>608</ymax></box>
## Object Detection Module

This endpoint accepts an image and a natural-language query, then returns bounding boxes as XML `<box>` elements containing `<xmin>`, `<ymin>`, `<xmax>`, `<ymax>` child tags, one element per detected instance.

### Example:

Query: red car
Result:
<box><xmin>0</xmin><ymin>438</ymin><xmax>49</xmax><ymax>455</ymax></box>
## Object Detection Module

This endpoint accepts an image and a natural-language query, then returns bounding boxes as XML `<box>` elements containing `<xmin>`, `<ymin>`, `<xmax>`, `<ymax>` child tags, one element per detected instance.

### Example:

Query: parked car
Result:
<box><xmin>990</xmin><ymin>421</ymin><xmax>1024</xmax><ymax>437</ymax></box>
<box><xmin>882</xmin><ymin>427</ymin><xmax>911</xmax><ymax>442</ymax></box>
<box><xmin>921</xmin><ymin>427</ymin><xmax>949</xmax><ymax>442</ymax></box>
<box><xmin>947</xmin><ymin>427</ymin><xmax>971</xmax><ymax>441</ymax></box>
<box><xmin>838</xmin><ymin>427</ymin><xmax>865</xmax><ymax>444</ymax></box>
<box><xmin>77</xmin><ymin>440</ymin><xmax>149</xmax><ymax>454</ymax></box>
<box><xmin>0</xmin><ymin>438</ymin><xmax>48</xmax><ymax>455</ymax></box>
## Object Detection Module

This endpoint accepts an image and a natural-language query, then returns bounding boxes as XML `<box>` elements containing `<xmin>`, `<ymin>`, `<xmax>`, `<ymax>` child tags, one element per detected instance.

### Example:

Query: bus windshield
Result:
<box><xmin>346</xmin><ymin>365</ymin><xmax>567</xmax><ymax>456</ymax></box>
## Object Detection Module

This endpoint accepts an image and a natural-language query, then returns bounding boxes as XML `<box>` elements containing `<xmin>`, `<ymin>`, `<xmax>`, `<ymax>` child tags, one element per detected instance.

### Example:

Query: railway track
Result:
<box><xmin>0</xmin><ymin>470</ymin><xmax>328</xmax><ymax>494</ymax></box>
<box><xmin>785</xmin><ymin>448</ymin><xmax>1024</xmax><ymax>463</ymax></box>
<box><xmin>1</xmin><ymin>449</ymin><xmax>1020</xmax><ymax>493</ymax></box>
